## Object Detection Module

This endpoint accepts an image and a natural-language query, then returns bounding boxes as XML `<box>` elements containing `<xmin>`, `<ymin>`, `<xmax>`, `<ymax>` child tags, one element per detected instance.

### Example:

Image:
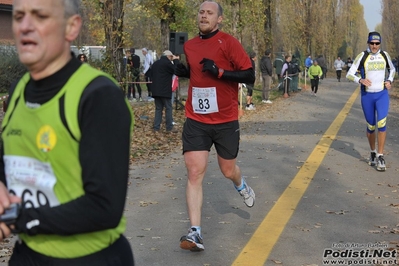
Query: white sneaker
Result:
<box><xmin>180</xmin><ymin>227</ymin><xmax>204</xmax><ymax>252</ymax></box>
<box><xmin>376</xmin><ymin>155</ymin><xmax>386</xmax><ymax>171</ymax></box>
<box><xmin>262</xmin><ymin>100</ymin><xmax>267</xmax><ymax>103</ymax></box>
<box><xmin>368</xmin><ymin>152</ymin><xmax>377</xmax><ymax>166</ymax></box>
<box><xmin>265</xmin><ymin>100</ymin><xmax>272</xmax><ymax>104</ymax></box>
<box><xmin>238</xmin><ymin>180</ymin><xmax>255</xmax><ymax>207</ymax></box>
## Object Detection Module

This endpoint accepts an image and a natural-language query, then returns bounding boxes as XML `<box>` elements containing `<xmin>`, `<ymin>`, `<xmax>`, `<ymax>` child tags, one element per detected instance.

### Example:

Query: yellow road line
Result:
<box><xmin>232</xmin><ymin>88</ymin><xmax>360</xmax><ymax>266</ymax></box>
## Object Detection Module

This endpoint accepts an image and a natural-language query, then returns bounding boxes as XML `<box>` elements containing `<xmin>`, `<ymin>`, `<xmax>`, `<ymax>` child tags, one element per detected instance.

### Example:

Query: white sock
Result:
<box><xmin>234</xmin><ymin>178</ymin><xmax>245</xmax><ymax>191</ymax></box>
<box><xmin>191</xmin><ymin>226</ymin><xmax>201</xmax><ymax>237</ymax></box>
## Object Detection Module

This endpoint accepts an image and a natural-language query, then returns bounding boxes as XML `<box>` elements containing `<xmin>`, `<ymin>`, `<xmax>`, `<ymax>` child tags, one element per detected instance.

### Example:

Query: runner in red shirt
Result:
<box><xmin>175</xmin><ymin>0</ymin><xmax>255</xmax><ymax>252</ymax></box>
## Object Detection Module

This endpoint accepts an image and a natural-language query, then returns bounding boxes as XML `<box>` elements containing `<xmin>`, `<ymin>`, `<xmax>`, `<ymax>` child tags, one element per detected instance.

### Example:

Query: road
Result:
<box><xmin>126</xmin><ymin>78</ymin><xmax>399</xmax><ymax>266</ymax></box>
<box><xmin>1</xmin><ymin>78</ymin><xmax>398</xmax><ymax>265</ymax></box>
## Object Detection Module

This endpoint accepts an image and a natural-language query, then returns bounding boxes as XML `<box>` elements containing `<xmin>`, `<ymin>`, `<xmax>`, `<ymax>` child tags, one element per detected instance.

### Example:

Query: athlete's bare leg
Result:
<box><xmin>184</xmin><ymin>150</ymin><xmax>209</xmax><ymax>227</ymax></box>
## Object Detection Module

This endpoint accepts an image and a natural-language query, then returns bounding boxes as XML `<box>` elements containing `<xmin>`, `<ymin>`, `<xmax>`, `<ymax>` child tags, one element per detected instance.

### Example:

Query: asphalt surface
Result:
<box><xmin>126</xmin><ymin>78</ymin><xmax>399</xmax><ymax>266</ymax></box>
<box><xmin>1</xmin><ymin>77</ymin><xmax>398</xmax><ymax>266</ymax></box>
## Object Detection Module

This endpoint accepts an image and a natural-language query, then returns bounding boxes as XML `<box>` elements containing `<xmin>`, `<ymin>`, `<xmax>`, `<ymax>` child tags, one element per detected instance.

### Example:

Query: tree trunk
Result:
<box><xmin>161</xmin><ymin>19</ymin><xmax>170</xmax><ymax>52</ymax></box>
<box><xmin>101</xmin><ymin>0</ymin><xmax>125</xmax><ymax>83</ymax></box>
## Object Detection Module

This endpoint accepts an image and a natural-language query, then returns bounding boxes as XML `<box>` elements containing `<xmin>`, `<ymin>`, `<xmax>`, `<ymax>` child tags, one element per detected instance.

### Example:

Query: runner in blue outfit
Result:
<box><xmin>346</xmin><ymin>32</ymin><xmax>395</xmax><ymax>171</ymax></box>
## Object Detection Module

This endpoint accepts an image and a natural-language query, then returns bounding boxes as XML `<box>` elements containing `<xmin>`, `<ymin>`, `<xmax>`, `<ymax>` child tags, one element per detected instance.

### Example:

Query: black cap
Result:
<box><xmin>265</xmin><ymin>49</ymin><xmax>271</xmax><ymax>56</ymax></box>
<box><xmin>130</xmin><ymin>48</ymin><xmax>135</xmax><ymax>54</ymax></box>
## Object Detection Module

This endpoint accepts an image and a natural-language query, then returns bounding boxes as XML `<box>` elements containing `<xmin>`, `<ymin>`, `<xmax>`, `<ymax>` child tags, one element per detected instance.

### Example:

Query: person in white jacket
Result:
<box><xmin>333</xmin><ymin>56</ymin><xmax>345</xmax><ymax>82</ymax></box>
<box><xmin>142</xmin><ymin>48</ymin><xmax>154</xmax><ymax>100</ymax></box>
<box><xmin>346</xmin><ymin>31</ymin><xmax>395</xmax><ymax>171</ymax></box>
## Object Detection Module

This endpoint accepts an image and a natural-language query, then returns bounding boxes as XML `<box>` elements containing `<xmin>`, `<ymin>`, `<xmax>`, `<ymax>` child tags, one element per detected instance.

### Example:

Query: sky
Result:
<box><xmin>359</xmin><ymin>0</ymin><xmax>382</xmax><ymax>31</ymax></box>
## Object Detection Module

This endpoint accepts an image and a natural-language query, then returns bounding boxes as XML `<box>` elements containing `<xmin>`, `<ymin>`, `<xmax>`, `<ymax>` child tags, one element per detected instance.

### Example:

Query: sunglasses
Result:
<box><xmin>369</xmin><ymin>42</ymin><xmax>380</xmax><ymax>46</ymax></box>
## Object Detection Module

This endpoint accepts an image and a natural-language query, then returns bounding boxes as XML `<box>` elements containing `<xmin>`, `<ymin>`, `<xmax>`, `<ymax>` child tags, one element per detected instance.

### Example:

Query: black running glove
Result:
<box><xmin>200</xmin><ymin>58</ymin><xmax>218</xmax><ymax>76</ymax></box>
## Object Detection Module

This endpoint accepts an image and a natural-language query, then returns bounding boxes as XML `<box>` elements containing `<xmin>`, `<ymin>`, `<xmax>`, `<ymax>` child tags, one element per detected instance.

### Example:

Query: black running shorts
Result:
<box><xmin>182</xmin><ymin>118</ymin><xmax>240</xmax><ymax>159</ymax></box>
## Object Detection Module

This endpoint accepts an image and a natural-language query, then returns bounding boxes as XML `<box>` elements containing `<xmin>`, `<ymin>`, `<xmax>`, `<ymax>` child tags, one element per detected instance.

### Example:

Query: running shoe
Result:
<box><xmin>180</xmin><ymin>227</ymin><xmax>204</xmax><ymax>252</ymax></box>
<box><xmin>376</xmin><ymin>155</ymin><xmax>386</xmax><ymax>171</ymax></box>
<box><xmin>368</xmin><ymin>152</ymin><xmax>377</xmax><ymax>166</ymax></box>
<box><xmin>239</xmin><ymin>181</ymin><xmax>255</xmax><ymax>207</ymax></box>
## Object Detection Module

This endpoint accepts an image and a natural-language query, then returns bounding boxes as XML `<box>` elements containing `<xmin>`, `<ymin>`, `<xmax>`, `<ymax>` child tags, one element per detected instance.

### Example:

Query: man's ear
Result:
<box><xmin>65</xmin><ymin>15</ymin><xmax>82</xmax><ymax>42</ymax></box>
<box><xmin>217</xmin><ymin>16</ymin><xmax>223</xmax><ymax>24</ymax></box>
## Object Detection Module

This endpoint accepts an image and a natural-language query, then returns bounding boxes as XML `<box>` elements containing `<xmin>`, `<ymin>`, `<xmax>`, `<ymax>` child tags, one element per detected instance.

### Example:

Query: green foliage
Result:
<box><xmin>0</xmin><ymin>47</ymin><xmax>26</xmax><ymax>93</ymax></box>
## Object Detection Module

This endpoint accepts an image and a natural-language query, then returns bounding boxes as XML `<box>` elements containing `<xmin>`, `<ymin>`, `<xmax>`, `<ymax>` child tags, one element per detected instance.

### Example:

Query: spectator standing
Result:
<box><xmin>2</xmin><ymin>0</ymin><xmax>134</xmax><ymax>265</ymax></box>
<box><xmin>308</xmin><ymin>60</ymin><xmax>323</xmax><ymax>96</ymax></box>
<box><xmin>316</xmin><ymin>55</ymin><xmax>327</xmax><ymax>79</ymax></box>
<box><xmin>245</xmin><ymin>52</ymin><xmax>257</xmax><ymax>110</ymax></box>
<box><xmin>290</xmin><ymin>55</ymin><xmax>301</xmax><ymax>92</ymax></box>
<box><xmin>260</xmin><ymin>49</ymin><xmax>273</xmax><ymax>104</ymax></box>
<box><xmin>280</xmin><ymin>55</ymin><xmax>292</xmax><ymax>97</ymax></box>
<box><xmin>77</xmin><ymin>53</ymin><xmax>87</xmax><ymax>63</ymax></box>
<box><xmin>151</xmin><ymin>50</ymin><xmax>179</xmax><ymax>133</ymax></box>
<box><xmin>345</xmin><ymin>57</ymin><xmax>353</xmax><ymax>72</ymax></box>
<box><xmin>346</xmin><ymin>31</ymin><xmax>395</xmax><ymax>171</ymax></box>
<box><xmin>174</xmin><ymin>0</ymin><xmax>255</xmax><ymax>252</ymax></box>
<box><xmin>128</xmin><ymin>48</ymin><xmax>142</xmax><ymax>102</ymax></box>
<box><xmin>171</xmin><ymin>75</ymin><xmax>179</xmax><ymax>125</ymax></box>
<box><xmin>273</xmin><ymin>53</ymin><xmax>284</xmax><ymax>84</ymax></box>
<box><xmin>333</xmin><ymin>56</ymin><xmax>345</xmax><ymax>82</ymax></box>
<box><xmin>142</xmin><ymin>47</ymin><xmax>154</xmax><ymax>101</ymax></box>
<box><xmin>305</xmin><ymin>55</ymin><xmax>313</xmax><ymax>70</ymax></box>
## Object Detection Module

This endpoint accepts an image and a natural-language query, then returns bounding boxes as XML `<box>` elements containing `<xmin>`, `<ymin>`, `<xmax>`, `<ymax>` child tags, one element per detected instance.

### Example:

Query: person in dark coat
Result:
<box><xmin>260</xmin><ymin>49</ymin><xmax>273</xmax><ymax>103</ymax></box>
<box><xmin>245</xmin><ymin>52</ymin><xmax>257</xmax><ymax>110</ymax></box>
<box><xmin>128</xmin><ymin>48</ymin><xmax>142</xmax><ymax>101</ymax></box>
<box><xmin>151</xmin><ymin>50</ymin><xmax>180</xmax><ymax>132</ymax></box>
<box><xmin>290</xmin><ymin>55</ymin><xmax>301</xmax><ymax>91</ymax></box>
<box><xmin>316</xmin><ymin>55</ymin><xmax>327</xmax><ymax>79</ymax></box>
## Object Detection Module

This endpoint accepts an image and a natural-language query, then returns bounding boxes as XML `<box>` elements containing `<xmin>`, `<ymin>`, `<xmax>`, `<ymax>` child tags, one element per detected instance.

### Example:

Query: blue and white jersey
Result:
<box><xmin>346</xmin><ymin>49</ymin><xmax>395</xmax><ymax>93</ymax></box>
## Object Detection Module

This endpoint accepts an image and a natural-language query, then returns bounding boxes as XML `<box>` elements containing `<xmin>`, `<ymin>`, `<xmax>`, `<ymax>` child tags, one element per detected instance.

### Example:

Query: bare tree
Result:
<box><xmin>99</xmin><ymin>0</ymin><xmax>126</xmax><ymax>82</ymax></box>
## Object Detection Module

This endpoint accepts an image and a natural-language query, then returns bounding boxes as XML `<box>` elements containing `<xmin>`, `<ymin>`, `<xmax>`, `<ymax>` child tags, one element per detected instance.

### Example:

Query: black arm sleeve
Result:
<box><xmin>221</xmin><ymin>68</ymin><xmax>255</xmax><ymax>84</ymax></box>
<box><xmin>15</xmin><ymin>77</ymin><xmax>132</xmax><ymax>235</ymax></box>
<box><xmin>175</xmin><ymin>62</ymin><xmax>190</xmax><ymax>78</ymax></box>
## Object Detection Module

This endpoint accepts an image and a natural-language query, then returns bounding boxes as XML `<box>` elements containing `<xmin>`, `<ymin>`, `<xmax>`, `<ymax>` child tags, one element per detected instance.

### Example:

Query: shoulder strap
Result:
<box><xmin>65</xmin><ymin>64</ymin><xmax>133</xmax><ymax>141</ymax></box>
<box><xmin>64</xmin><ymin>64</ymin><xmax>116</xmax><ymax>141</ymax></box>
<box><xmin>1</xmin><ymin>73</ymin><xmax>30</xmax><ymax>131</ymax></box>
<box><xmin>358</xmin><ymin>50</ymin><xmax>369</xmax><ymax>72</ymax></box>
<box><xmin>380</xmin><ymin>51</ymin><xmax>390</xmax><ymax>71</ymax></box>
<box><xmin>358</xmin><ymin>50</ymin><xmax>390</xmax><ymax>71</ymax></box>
